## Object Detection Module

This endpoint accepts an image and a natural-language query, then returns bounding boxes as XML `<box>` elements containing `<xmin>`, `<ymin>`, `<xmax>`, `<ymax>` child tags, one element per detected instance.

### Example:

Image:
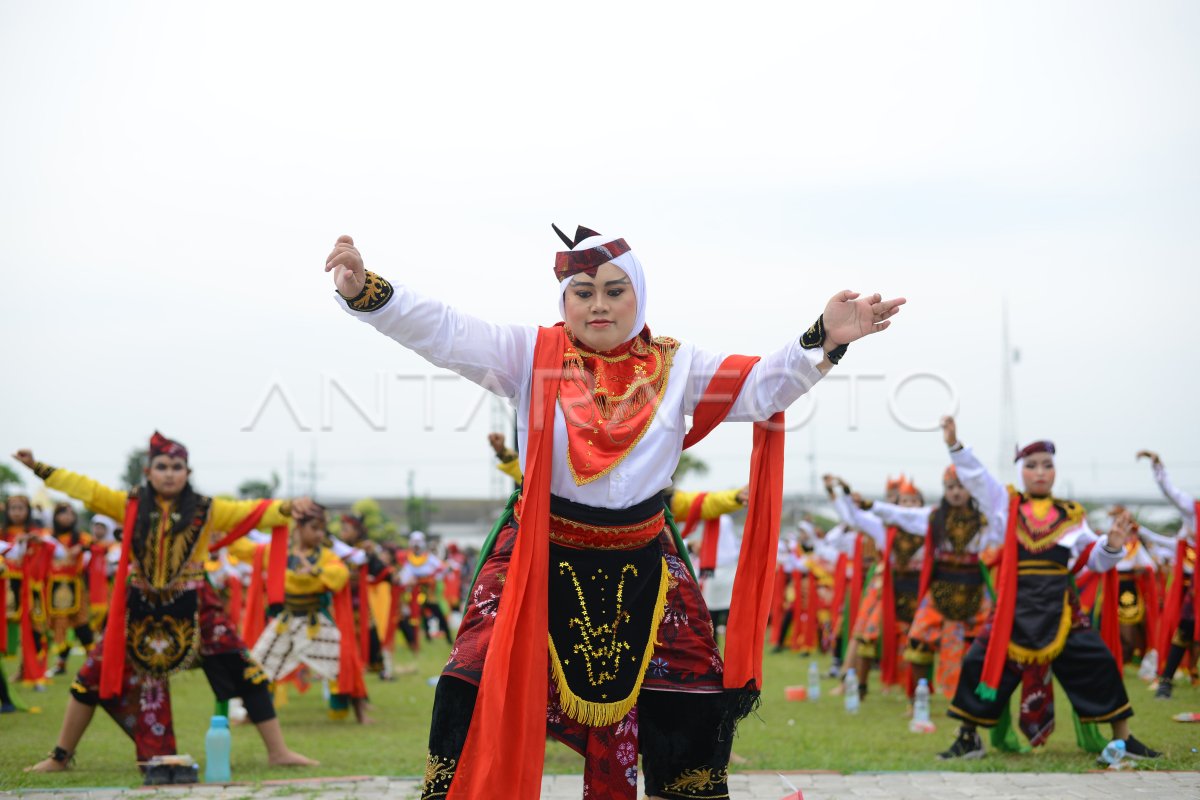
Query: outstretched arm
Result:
<box><xmin>12</xmin><ymin>449</ymin><xmax>127</xmax><ymax>520</ymax></box>
<box><xmin>326</xmin><ymin>235</ymin><xmax>535</xmax><ymax>399</ymax></box>
<box><xmin>868</xmin><ymin>501</ymin><xmax>932</xmax><ymax>536</ymax></box>
<box><xmin>845</xmin><ymin>498</ymin><xmax>887</xmax><ymax>549</ymax></box>
<box><xmin>685</xmin><ymin>291</ymin><xmax>905</xmax><ymax>421</ymax></box>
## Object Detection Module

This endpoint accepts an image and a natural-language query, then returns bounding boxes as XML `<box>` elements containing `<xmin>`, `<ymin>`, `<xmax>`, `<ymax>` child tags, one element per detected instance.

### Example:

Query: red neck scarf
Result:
<box><xmin>558</xmin><ymin>328</ymin><xmax>673</xmax><ymax>486</ymax></box>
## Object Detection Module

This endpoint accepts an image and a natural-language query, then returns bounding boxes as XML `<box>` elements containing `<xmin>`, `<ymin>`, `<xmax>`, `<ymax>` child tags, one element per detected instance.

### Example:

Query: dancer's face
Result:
<box><xmin>563</xmin><ymin>262</ymin><xmax>638</xmax><ymax>352</ymax></box>
<box><xmin>898</xmin><ymin>493</ymin><xmax>923</xmax><ymax>509</ymax></box>
<box><xmin>296</xmin><ymin>517</ymin><xmax>326</xmax><ymax>549</ymax></box>
<box><xmin>943</xmin><ymin>478</ymin><xmax>970</xmax><ymax>508</ymax></box>
<box><xmin>1021</xmin><ymin>453</ymin><xmax>1056</xmax><ymax>497</ymax></box>
<box><xmin>885</xmin><ymin>488</ymin><xmax>900</xmax><ymax>505</ymax></box>
<box><xmin>54</xmin><ymin>506</ymin><xmax>77</xmax><ymax>530</ymax></box>
<box><xmin>5</xmin><ymin>497</ymin><xmax>30</xmax><ymax>526</ymax></box>
<box><xmin>91</xmin><ymin>520</ymin><xmax>110</xmax><ymax>540</ymax></box>
<box><xmin>145</xmin><ymin>455</ymin><xmax>190</xmax><ymax>499</ymax></box>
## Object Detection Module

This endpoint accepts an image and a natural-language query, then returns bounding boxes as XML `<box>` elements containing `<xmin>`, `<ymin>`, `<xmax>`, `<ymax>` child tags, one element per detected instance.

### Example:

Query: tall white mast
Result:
<box><xmin>999</xmin><ymin>298</ymin><xmax>1019</xmax><ymax>476</ymax></box>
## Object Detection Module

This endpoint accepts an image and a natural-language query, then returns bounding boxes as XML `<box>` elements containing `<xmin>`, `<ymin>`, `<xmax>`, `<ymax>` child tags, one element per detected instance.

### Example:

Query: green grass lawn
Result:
<box><xmin>2</xmin><ymin>646</ymin><xmax>1198</xmax><ymax>790</ymax></box>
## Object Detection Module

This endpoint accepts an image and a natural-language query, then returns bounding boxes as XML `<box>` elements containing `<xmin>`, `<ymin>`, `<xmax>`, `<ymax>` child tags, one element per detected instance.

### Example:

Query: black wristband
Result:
<box><xmin>799</xmin><ymin>314</ymin><xmax>848</xmax><ymax>365</ymax></box>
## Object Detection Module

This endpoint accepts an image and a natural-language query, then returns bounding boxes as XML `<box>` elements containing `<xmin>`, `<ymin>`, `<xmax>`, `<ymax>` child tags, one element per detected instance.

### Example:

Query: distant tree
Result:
<box><xmin>672</xmin><ymin>452</ymin><xmax>710</xmax><ymax>484</ymax></box>
<box><xmin>122</xmin><ymin>447</ymin><xmax>148</xmax><ymax>491</ymax></box>
<box><xmin>406</xmin><ymin>495</ymin><xmax>437</xmax><ymax>533</ymax></box>
<box><xmin>238</xmin><ymin>472</ymin><xmax>281</xmax><ymax>500</ymax></box>
<box><xmin>352</xmin><ymin>498</ymin><xmax>399</xmax><ymax>542</ymax></box>
<box><xmin>0</xmin><ymin>464</ymin><xmax>23</xmax><ymax>498</ymax></box>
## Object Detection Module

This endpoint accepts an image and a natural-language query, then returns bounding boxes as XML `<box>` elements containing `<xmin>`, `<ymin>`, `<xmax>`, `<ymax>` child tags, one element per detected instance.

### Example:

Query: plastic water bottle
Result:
<box><xmin>1138</xmin><ymin>650</ymin><xmax>1158</xmax><ymax>682</ymax></box>
<box><xmin>1100</xmin><ymin>739</ymin><xmax>1126</xmax><ymax>769</ymax></box>
<box><xmin>808</xmin><ymin>661</ymin><xmax>821</xmax><ymax>701</ymax></box>
<box><xmin>204</xmin><ymin>715</ymin><xmax>232</xmax><ymax>783</ymax></box>
<box><xmin>909</xmin><ymin>678</ymin><xmax>934</xmax><ymax>732</ymax></box>
<box><xmin>843</xmin><ymin>668</ymin><xmax>860</xmax><ymax>714</ymax></box>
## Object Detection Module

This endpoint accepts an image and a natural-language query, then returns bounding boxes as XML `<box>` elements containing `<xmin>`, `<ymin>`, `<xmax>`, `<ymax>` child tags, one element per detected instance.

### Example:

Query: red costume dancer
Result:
<box><xmin>835</xmin><ymin>476</ymin><xmax>927</xmax><ymax>698</ymax></box>
<box><xmin>15</xmin><ymin>434</ymin><xmax>317</xmax><ymax>773</ymax></box>
<box><xmin>326</xmin><ymin>226</ymin><xmax>903</xmax><ymax>799</ymax></box>
<box><xmin>46</xmin><ymin>503</ymin><xmax>96</xmax><ymax>676</ymax></box>
<box><xmin>937</xmin><ymin>418</ymin><xmax>1159</xmax><ymax>764</ymax></box>
<box><xmin>1138</xmin><ymin>451</ymin><xmax>1199</xmax><ymax>699</ymax></box>
<box><xmin>3</xmin><ymin>493</ymin><xmax>55</xmax><ymax>686</ymax></box>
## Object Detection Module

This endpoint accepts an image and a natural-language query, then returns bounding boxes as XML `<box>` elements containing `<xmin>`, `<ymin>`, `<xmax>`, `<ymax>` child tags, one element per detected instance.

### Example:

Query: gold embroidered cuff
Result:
<box><xmin>33</xmin><ymin>461</ymin><xmax>56</xmax><ymax>480</ymax></box>
<box><xmin>341</xmin><ymin>270</ymin><xmax>395</xmax><ymax>313</ymax></box>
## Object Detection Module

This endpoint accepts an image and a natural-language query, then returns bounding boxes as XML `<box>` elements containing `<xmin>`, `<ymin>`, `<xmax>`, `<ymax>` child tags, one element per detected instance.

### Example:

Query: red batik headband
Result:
<box><xmin>552</xmin><ymin>224</ymin><xmax>632</xmax><ymax>281</ymax></box>
<box><xmin>1014</xmin><ymin>440</ymin><xmax>1055</xmax><ymax>463</ymax></box>
<box><xmin>149</xmin><ymin>430</ymin><xmax>189</xmax><ymax>463</ymax></box>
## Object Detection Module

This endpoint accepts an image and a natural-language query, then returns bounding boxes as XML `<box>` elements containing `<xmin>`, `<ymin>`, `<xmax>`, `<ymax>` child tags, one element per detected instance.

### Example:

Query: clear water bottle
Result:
<box><xmin>204</xmin><ymin>715</ymin><xmax>232</xmax><ymax>783</ymax></box>
<box><xmin>808</xmin><ymin>661</ymin><xmax>821</xmax><ymax>701</ymax></box>
<box><xmin>1100</xmin><ymin>739</ymin><xmax>1126</xmax><ymax>768</ymax></box>
<box><xmin>909</xmin><ymin>678</ymin><xmax>933</xmax><ymax>732</ymax></box>
<box><xmin>843</xmin><ymin>668</ymin><xmax>860</xmax><ymax>714</ymax></box>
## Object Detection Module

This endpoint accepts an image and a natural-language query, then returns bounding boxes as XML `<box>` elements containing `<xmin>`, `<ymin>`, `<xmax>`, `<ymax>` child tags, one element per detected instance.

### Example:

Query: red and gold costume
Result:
<box><xmin>28</xmin><ymin>433</ymin><xmax>293</xmax><ymax>766</ymax></box>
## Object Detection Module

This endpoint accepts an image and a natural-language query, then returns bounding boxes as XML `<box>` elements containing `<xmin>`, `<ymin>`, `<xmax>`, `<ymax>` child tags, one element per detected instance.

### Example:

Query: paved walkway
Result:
<box><xmin>5</xmin><ymin>771</ymin><xmax>1199</xmax><ymax>799</ymax></box>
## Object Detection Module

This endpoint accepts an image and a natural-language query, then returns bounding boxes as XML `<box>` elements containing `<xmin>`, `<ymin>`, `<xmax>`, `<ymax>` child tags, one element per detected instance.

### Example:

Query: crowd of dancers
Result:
<box><xmin>1</xmin><ymin>432</ymin><xmax>469</xmax><ymax>772</ymax></box>
<box><xmin>4</xmin><ymin>226</ymin><xmax>1194</xmax><ymax>800</ymax></box>
<box><xmin>768</xmin><ymin>416</ymin><xmax>1193</xmax><ymax>762</ymax></box>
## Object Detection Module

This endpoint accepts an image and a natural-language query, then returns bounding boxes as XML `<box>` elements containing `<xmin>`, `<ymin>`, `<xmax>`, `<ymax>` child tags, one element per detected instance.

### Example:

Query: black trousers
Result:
<box><xmin>423</xmin><ymin>676</ymin><xmax>735</xmax><ymax>800</ymax></box>
<box><xmin>948</xmin><ymin>626</ymin><xmax>1131</xmax><ymax>726</ymax></box>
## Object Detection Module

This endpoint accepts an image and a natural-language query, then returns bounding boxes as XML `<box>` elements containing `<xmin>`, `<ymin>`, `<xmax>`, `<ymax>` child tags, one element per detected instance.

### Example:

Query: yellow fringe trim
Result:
<box><xmin>1007</xmin><ymin>591</ymin><xmax>1072</xmax><ymax>664</ymax></box>
<box><xmin>548</xmin><ymin>557</ymin><xmax>670</xmax><ymax>727</ymax></box>
<box><xmin>903</xmin><ymin>646</ymin><xmax>935</xmax><ymax>666</ymax></box>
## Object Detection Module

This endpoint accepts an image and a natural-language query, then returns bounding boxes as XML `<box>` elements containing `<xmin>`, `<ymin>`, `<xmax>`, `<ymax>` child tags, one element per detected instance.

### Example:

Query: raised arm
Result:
<box><xmin>326</xmin><ymin>235</ymin><xmax>535</xmax><ymax>399</ymax></box>
<box><xmin>685</xmin><ymin>292</ymin><xmax>905</xmax><ymax>421</ymax></box>
<box><xmin>13</xmin><ymin>450</ymin><xmax>128</xmax><ymax>520</ymax></box>
<box><xmin>1139</xmin><ymin>452</ymin><xmax>1197</xmax><ymax>532</ymax></box>
<box><xmin>867</xmin><ymin>501</ymin><xmax>932</xmax><ymax>536</ymax></box>
<box><xmin>942</xmin><ymin>417</ymin><xmax>1010</xmax><ymax>525</ymax></box>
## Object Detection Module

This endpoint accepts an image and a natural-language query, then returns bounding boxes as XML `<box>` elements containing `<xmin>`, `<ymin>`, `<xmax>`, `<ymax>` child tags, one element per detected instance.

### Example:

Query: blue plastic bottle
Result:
<box><xmin>204</xmin><ymin>714</ymin><xmax>232</xmax><ymax>783</ymax></box>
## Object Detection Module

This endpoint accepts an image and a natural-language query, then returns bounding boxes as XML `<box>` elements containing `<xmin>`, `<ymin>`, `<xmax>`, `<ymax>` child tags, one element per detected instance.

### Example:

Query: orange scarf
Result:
<box><xmin>332</xmin><ymin>583</ymin><xmax>367</xmax><ymax>699</ymax></box>
<box><xmin>977</xmin><ymin>492</ymin><xmax>1022</xmax><ymax>700</ymax></box>
<box><xmin>242</xmin><ymin>544</ymin><xmax>268</xmax><ymax>647</ymax></box>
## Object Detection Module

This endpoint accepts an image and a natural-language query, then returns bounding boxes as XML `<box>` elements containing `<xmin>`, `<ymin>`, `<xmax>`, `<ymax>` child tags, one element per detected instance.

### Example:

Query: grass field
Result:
<box><xmin>2</xmin><ymin>645</ymin><xmax>1199</xmax><ymax>790</ymax></box>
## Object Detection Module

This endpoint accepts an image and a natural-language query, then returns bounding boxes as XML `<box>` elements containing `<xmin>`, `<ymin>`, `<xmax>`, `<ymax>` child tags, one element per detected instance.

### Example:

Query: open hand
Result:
<box><xmin>823</xmin><ymin>291</ymin><xmax>906</xmax><ymax>346</ymax></box>
<box><xmin>325</xmin><ymin>235</ymin><xmax>366</xmax><ymax>299</ymax></box>
<box><xmin>290</xmin><ymin>496</ymin><xmax>321</xmax><ymax>521</ymax></box>
<box><xmin>1107</xmin><ymin>510</ymin><xmax>1136</xmax><ymax>551</ymax></box>
<box><xmin>1135</xmin><ymin>450</ymin><xmax>1161</xmax><ymax>467</ymax></box>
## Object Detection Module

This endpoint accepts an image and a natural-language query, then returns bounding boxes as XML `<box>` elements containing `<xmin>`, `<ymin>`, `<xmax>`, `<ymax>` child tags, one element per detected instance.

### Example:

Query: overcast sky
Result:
<box><xmin>2</xmin><ymin>1</ymin><xmax>1198</xmax><ymax>507</ymax></box>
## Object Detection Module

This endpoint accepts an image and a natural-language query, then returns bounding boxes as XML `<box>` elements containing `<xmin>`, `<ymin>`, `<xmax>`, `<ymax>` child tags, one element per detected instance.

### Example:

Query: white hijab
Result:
<box><xmin>557</xmin><ymin>234</ymin><xmax>647</xmax><ymax>345</ymax></box>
